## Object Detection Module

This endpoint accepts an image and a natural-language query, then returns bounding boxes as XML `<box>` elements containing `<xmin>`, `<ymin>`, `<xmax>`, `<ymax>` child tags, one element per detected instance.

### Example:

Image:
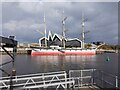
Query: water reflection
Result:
<box><xmin>30</xmin><ymin>55</ymin><xmax>97</xmax><ymax>73</ymax></box>
<box><xmin>0</xmin><ymin>54</ymin><xmax>118</xmax><ymax>76</ymax></box>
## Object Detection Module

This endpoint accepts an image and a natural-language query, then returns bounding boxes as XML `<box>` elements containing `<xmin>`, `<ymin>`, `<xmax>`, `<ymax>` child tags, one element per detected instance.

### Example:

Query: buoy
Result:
<box><xmin>106</xmin><ymin>56</ymin><xmax>110</xmax><ymax>61</ymax></box>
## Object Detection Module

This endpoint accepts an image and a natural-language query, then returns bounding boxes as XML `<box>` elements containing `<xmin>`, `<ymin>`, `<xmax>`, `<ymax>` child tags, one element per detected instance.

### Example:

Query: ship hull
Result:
<box><xmin>31</xmin><ymin>49</ymin><xmax>96</xmax><ymax>55</ymax></box>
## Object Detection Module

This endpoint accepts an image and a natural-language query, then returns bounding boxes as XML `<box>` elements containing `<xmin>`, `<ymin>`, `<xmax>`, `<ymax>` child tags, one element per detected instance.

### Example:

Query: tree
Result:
<box><xmin>85</xmin><ymin>44</ymin><xmax>92</xmax><ymax>48</ymax></box>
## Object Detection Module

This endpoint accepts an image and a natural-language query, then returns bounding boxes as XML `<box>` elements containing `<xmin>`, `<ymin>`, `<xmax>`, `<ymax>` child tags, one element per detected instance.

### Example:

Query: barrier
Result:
<box><xmin>0</xmin><ymin>71</ymin><xmax>74</xmax><ymax>90</ymax></box>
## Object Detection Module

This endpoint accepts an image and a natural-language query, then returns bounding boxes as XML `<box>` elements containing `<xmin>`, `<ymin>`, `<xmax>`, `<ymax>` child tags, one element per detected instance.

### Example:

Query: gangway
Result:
<box><xmin>0</xmin><ymin>71</ymin><xmax>74</xmax><ymax>90</ymax></box>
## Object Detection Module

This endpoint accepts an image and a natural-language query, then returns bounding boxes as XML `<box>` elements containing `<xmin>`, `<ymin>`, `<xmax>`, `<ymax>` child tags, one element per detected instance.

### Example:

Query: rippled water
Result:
<box><xmin>0</xmin><ymin>53</ymin><xmax>118</xmax><ymax>76</ymax></box>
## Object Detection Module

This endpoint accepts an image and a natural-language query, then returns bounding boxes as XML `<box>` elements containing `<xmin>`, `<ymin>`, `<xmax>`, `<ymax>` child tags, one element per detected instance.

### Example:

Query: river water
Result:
<box><xmin>0</xmin><ymin>53</ymin><xmax>118</xmax><ymax>77</ymax></box>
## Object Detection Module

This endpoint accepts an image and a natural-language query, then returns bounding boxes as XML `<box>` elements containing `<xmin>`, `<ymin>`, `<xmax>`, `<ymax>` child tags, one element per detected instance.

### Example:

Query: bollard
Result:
<box><xmin>12</xmin><ymin>69</ymin><xmax>16</xmax><ymax>76</ymax></box>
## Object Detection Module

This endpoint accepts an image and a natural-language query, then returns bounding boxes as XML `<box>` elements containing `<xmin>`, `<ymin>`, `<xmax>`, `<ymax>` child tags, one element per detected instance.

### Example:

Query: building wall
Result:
<box><xmin>39</xmin><ymin>35</ymin><xmax>82</xmax><ymax>48</ymax></box>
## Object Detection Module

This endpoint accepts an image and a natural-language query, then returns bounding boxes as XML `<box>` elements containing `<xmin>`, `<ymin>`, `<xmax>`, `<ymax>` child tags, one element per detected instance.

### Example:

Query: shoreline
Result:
<box><xmin>0</xmin><ymin>50</ymin><xmax>32</xmax><ymax>55</ymax></box>
<box><xmin>0</xmin><ymin>50</ymin><xmax>118</xmax><ymax>55</ymax></box>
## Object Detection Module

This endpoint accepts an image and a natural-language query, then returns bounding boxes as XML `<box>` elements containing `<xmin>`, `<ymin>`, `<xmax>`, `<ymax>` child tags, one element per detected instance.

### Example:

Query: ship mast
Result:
<box><xmin>82</xmin><ymin>13</ymin><xmax>85</xmax><ymax>49</ymax></box>
<box><xmin>62</xmin><ymin>10</ymin><xmax>67</xmax><ymax>48</ymax></box>
<box><xmin>44</xmin><ymin>12</ymin><xmax>47</xmax><ymax>48</ymax></box>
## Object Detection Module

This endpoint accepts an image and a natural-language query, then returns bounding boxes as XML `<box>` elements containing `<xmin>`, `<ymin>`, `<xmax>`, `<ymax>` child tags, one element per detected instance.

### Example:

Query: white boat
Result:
<box><xmin>31</xmin><ymin>12</ymin><xmax>96</xmax><ymax>56</ymax></box>
<box><xmin>31</xmin><ymin>48</ymin><xmax>96</xmax><ymax>55</ymax></box>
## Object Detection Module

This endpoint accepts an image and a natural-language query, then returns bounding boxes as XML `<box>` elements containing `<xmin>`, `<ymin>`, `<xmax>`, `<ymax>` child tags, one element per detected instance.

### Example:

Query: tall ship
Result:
<box><xmin>31</xmin><ymin>12</ymin><xmax>97</xmax><ymax>55</ymax></box>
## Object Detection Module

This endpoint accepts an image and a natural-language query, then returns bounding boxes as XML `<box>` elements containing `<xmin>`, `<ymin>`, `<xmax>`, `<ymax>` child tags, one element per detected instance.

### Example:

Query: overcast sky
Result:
<box><xmin>1</xmin><ymin>0</ymin><xmax>119</xmax><ymax>45</ymax></box>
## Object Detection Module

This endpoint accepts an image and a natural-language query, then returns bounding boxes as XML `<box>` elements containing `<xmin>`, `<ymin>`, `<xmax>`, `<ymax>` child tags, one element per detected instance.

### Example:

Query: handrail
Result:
<box><xmin>0</xmin><ymin>71</ymin><xmax>66</xmax><ymax>79</ymax></box>
<box><xmin>0</xmin><ymin>73</ymin><xmax>66</xmax><ymax>82</ymax></box>
<box><xmin>69</xmin><ymin>69</ymin><xmax>119</xmax><ymax>89</ymax></box>
<box><xmin>0</xmin><ymin>71</ymin><xmax>74</xmax><ymax>89</ymax></box>
<box><xmin>0</xmin><ymin>78</ymin><xmax>74</xmax><ymax>89</ymax></box>
<box><xmin>0</xmin><ymin>69</ymin><xmax>119</xmax><ymax>89</ymax></box>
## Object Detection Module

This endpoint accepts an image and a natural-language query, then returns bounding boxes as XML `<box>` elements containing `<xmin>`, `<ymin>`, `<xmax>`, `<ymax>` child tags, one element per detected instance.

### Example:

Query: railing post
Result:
<box><xmin>42</xmin><ymin>73</ymin><xmax>46</xmax><ymax>89</ymax></box>
<box><xmin>101</xmin><ymin>70</ymin><xmax>103</xmax><ymax>88</ymax></box>
<box><xmin>10</xmin><ymin>76</ymin><xmax>13</xmax><ymax>90</ymax></box>
<box><xmin>68</xmin><ymin>71</ymin><xmax>71</xmax><ymax>88</ymax></box>
<box><xmin>64</xmin><ymin>72</ymin><xmax>67</xmax><ymax>88</ymax></box>
<box><xmin>91</xmin><ymin>69</ymin><xmax>94</xmax><ymax>86</ymax></box>
<box><xmin>80</xmin><ymin>70</ymin><xmax>82</xmax><ymax>87</ymax></box>
<box><xmin>115</xmin><ymin>76</ymin><xmax>118</xmax><ymax>88</ymax></box>
<box><xmin>78</xmin><ymin>77</ymin><xmax>80</xmax><ymax>88</ymax></box>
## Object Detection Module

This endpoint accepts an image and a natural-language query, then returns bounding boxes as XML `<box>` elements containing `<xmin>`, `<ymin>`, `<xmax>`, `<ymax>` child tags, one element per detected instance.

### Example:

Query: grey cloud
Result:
<box><xmin>2</xmin><ymin>2</ymin><xmax>118</xmax><ymax>44</ymax></box>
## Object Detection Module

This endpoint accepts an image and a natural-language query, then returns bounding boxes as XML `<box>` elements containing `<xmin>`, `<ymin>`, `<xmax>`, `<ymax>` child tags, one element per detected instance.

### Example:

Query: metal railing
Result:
<box><xmin>94</xmin><ymin>70</ymin><xmax>120</xmax><ymax>89</ymax></box>
<box><xmin>0</xmin><ymin>71</ymin><xmax>74</xmax><ymax>90</ymax></box>
<box><xmin>0</xmin><ymin>69</ymin><xmax>119</xmax><ymax>89</ymax></box>
<box><xmin>69</xmin><ymin>69</ymin><xmax>120</xmax><ymax>89</ymax></box>
<box><xmin>69</xmin><ymin>69</ymin><xmax>95</xmax><ymax>88</ymax></box>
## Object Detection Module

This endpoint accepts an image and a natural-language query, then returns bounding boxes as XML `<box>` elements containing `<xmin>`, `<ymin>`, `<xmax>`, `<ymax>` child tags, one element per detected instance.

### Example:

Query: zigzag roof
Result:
<box><xmin>39</xmin><ymin>31</ymin><xmax>82</xmax><ymax>42</ymax></box>
<box><xmin>48</xmin><ymin>31</ymin><xmax>52</xmax><ymax>40</ymax></box>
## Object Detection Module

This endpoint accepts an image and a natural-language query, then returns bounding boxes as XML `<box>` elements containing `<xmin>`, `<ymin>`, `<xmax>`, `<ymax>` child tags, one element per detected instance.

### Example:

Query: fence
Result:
<box><xmin>69</xmin><ymin>69</ymin><xmax>95</xmax><ymax>88</ymax></box>
<box><xmin>0</xmin><ymin>69</ymin><xmax>119</xmax><ymax>90</ymax></box>
<box><xmin>69</xmin><ymin>69</ymin><xmax>120</xmax><ymax>89</ymax></box>
<box><xmin>94</xmin><ymin>70</ymin><xmax>119</xmax><ymax>89</ymax></box>
<box><xmin>0</xmin><ymin>71</ymin><xmax>74</xmax><ymax>90</ymax></box>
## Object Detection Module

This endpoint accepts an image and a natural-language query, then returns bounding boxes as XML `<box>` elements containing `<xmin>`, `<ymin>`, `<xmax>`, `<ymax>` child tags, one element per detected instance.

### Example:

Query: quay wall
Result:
<box><xmin>0</xmin><ymin>48</ymin><xmax>32</xmax><ymax>55</ymax></box>
<box><xmin>0</xmin><ymin>48</ymin><xmax>118</xmax><ymax>55</ymax></box>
